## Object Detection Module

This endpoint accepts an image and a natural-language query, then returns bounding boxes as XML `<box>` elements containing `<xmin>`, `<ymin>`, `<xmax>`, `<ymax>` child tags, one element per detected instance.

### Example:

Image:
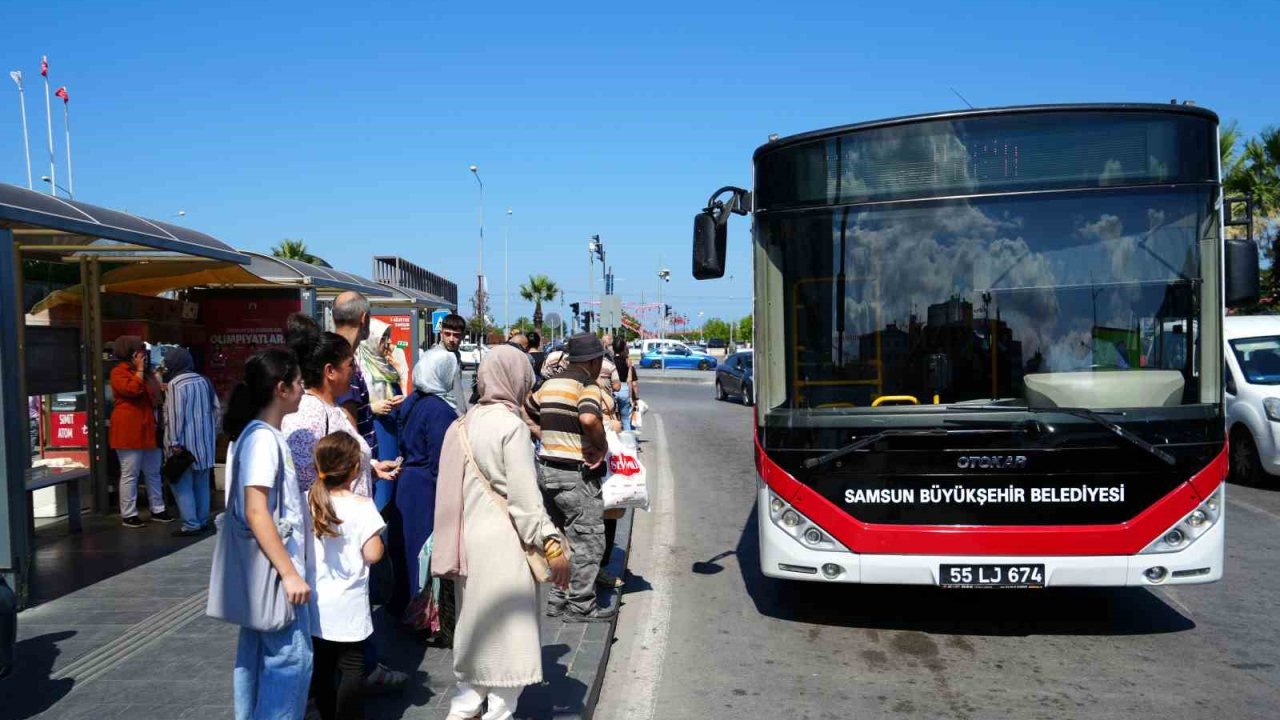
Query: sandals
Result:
<box><xmin>362</xmin><ymin>663</ymin><xmax>409</xmax><ymax>693</ymax></box>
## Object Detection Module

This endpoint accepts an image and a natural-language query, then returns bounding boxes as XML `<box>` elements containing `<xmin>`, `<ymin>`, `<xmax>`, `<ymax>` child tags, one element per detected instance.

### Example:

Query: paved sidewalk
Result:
<box><xmin>4</xmin><ymin>513</ymin><xmax>634</xmax><ymax>719</ymax></box>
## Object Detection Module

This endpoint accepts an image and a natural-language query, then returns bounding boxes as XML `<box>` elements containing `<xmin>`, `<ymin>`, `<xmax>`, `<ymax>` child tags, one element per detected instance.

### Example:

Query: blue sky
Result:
<box><xmin>3</xmin><ymin>0</ymin><xmax>1277</xmax><ymax>328</ymax></box>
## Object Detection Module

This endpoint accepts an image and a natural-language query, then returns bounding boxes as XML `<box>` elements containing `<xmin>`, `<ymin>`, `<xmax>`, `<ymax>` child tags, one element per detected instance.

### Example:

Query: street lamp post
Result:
<box><xmin>504</xmin><ymin>207</ymin><xmax>512</xmax><ymax>333</ymax></box>
<box><xmin>39</xmin><ymin>175</ymin><xmax>71</xmax><ymax>199</ymax></box>
<box><xmin>469</xmin><ymin>165</ymin><xmax>485</xmax><ymax>345</ymax></box>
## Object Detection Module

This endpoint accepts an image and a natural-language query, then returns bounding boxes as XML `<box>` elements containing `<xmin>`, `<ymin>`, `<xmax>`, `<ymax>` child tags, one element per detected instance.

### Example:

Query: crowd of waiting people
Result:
<box><xmin>164</xmin><ymin>291</ymin><xmax>643</xmax><ymax>720</ymax></box>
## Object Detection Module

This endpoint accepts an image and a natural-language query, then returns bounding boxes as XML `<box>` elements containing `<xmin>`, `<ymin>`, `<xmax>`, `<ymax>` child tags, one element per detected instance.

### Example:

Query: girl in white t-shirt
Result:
<box><xmin>307</xmin><ymin>431</ymin><xmax>387</xmax><ymax>720</ymax></box>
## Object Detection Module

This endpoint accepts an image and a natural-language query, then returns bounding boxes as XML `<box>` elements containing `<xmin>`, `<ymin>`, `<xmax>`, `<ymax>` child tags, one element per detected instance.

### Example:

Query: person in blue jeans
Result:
<box><xmin>163</xmin><ymin>348</ymin><xmax>220</xmax><ymax>536</ymax></box>
<box><xmin>221</xmin><ymin>350</ymin><xmax>313</xmax><ymax>720</ymax></box>
<box><xmin>612</xmin><ymin>337</ymin><xmax>639</xmax><ymax>431</ymax></box>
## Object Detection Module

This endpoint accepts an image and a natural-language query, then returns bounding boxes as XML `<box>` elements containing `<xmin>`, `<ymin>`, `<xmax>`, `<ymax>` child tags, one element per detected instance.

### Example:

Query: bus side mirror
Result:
<box><xmin>693</xmin><ymin>186</ymin><xmax>750</xmax><ymax>280</ymax></box>
<box><xmin>1225</xmin><ymin>239</ymin><xmax>1260</xmax><ymax>308</ymax></box>
<box><xmin>693</xmin><ymin>211</ymin><xmax>726</xmax><ymax>280</ymax></box>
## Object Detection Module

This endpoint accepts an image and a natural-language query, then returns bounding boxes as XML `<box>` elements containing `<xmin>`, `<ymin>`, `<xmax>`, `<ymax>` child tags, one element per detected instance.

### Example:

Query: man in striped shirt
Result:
<box><xmin>162</xmin><ymin>348</ymin><xmax>220</xmax><ymax>535</ymax></box>
<box><xmin>525</xmin><ymin>333</ymin><xmax>615</xmax><ymax>622</ymax></box>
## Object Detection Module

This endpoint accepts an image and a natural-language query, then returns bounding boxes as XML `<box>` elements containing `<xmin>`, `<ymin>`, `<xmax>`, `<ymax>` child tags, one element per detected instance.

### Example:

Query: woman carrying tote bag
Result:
<box><xmin>433</xmin><ymin>344</ymin><xmax>570</xmax><ymax>720</ymax></box>
<box><xmin>210</xmin><ymin>349</ymin><xmax>313</xmax><ymax>720</ymax></box>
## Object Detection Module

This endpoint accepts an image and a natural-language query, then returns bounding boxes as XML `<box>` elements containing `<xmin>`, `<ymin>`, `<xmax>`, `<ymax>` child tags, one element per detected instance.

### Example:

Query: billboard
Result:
<box><xmin>197</xmin><ymin>294</ymin><xmax>301</xmax><ymax>401</ymax></box>
<box><xmin>374</xmin><ymin>313</ymin><xmax>416</xmax><ymax>378</ymax></box>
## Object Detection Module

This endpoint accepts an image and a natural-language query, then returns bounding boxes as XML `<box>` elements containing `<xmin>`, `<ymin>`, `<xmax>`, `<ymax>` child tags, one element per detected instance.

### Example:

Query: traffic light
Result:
<box><xmin>664</xmin><ymin>304</ymin><xmax>673</xmax><ymax>318</ymax></box>
<box><xmin>570</xmin><ymin>302</ymin><xmax>581</xmax><ymax>318</ymax></box>
<box><xmin>582</xmin><ymin>311</ymin><xmax>594</xmax><ymax>332</ymax></box>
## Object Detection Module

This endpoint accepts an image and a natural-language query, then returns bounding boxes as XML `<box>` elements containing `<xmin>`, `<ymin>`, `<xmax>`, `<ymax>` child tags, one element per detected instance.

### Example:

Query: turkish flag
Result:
<box><xmin>55</xmin><ymin>86</ymin><xmax>68</xmax><ymax>103</ymax></box>
<box><xmin>41</xmin><ymin>56</ymin><xmax>48</xmax><ymax>77</ymax></box>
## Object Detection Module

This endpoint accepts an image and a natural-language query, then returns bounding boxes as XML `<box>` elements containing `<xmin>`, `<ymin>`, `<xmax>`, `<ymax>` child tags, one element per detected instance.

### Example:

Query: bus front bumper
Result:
<box><xmin>757</xmin><ymin>487</ymin><xmax>1225</xmax><ymax>587</ymax></box>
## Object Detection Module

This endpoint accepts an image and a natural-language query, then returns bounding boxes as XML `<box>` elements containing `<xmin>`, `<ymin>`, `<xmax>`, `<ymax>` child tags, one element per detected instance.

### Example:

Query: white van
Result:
<box><xmin>640</xmin><ymin>339</ymin><xmax>693</xmax><ymax>356</ymax></box>
<box><xmin>1225</xmin><ymin>314</ymin><xmax>1280</xmax><ymax>484</ymax></box>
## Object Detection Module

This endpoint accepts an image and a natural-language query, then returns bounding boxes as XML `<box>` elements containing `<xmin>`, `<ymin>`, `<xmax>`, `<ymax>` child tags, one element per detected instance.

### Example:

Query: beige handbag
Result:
<box><xmin>457</xmin><ymin>421</ymin><xmax>561</xmax><ymax>583</ymax></box>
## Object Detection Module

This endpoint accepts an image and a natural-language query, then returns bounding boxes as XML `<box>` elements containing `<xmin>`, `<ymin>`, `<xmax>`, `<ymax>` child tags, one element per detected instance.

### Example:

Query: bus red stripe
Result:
<box><xmin>755</xmin><ymin>435</ymin><xmax>1226</xmax><ymax>557</ymax></box>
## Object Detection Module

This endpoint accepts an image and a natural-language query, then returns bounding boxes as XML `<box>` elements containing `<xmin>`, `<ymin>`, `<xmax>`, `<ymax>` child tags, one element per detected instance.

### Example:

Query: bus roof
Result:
<box><xmin>752</xmin><ymin>103</ymin><xmax>1220</xmax><ymax>161</ymax></box>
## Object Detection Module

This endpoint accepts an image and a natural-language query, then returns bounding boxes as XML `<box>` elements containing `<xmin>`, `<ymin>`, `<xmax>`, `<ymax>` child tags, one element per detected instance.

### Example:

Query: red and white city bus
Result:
<box><xmin>692</xmin><ymin>104</ymin><xmax>1260</xmax><ymax>588</ymax></box>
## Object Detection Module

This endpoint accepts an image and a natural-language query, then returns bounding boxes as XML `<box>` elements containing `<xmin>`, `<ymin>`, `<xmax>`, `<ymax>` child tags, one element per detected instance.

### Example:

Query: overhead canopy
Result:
<box><xmin>372</xmin><ymin>282</ymin><xmax>453</xmax><ymax>309</ymax></box>
<box><xmin>29</xmin><ymin>252</ymin><xmax>391</xmax><ymax>315</ymax></box>
<box><xmin>0</xmin><ymin>183</ymin><xmax>250</xmax><ymax>264</ymax></box>
<box><xmin>243</xmin><ymin>252</ymin><xmax>390</xmax><ymax>297</ymax></box>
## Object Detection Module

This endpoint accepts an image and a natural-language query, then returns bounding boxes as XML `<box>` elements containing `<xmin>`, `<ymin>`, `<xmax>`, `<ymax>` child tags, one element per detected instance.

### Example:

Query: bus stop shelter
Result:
<box><xmin>0</xmin><ymin>183</ymin><xmax>252</xmax><ymax>600</ymax></box>
<box><xmin>29</xmin><ymin>250</ymin><xmax>391</xmax><ymax>403</ymax></box>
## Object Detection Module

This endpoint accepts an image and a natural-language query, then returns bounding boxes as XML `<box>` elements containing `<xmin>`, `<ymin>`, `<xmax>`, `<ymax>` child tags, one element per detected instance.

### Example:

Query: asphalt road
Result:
<box><xmin>597</xmin><ymin>381</ymin><xmax>1280</xmax><ymax>720</ymax></box>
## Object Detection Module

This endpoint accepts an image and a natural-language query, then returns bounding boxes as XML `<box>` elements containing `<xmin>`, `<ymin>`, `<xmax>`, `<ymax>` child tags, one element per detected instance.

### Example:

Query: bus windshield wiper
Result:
<box><xmin>803</xmin><ymin>429</ymin><xmax>950</xmax><ymax>469</ymax></box>
<box><xmin>947</xmin><ymin>404</ymin><xmax>1176</xmax><ymax>466</ymax></box>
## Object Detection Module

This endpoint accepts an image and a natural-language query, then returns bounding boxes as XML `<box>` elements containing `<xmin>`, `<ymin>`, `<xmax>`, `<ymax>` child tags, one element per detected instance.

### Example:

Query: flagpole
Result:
<box><xmin>9</xmin><ymin>72</ymin><xmax>32</xmax><ymax>189</ymax></box>
<box><xmin>61</xmin><ymin>93</ymin><xmax>72</xmax><ymax>197</ymax></box>
<box><xmin>41</xmin><ymin>57</ymin><xmax>55</xmax><ymax>196</ymax></box>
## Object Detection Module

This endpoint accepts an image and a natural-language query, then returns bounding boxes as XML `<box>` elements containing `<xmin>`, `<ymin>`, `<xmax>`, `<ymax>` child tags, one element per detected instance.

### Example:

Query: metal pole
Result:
<box><xmin>41</xmin><ymin>65</ymin><xmax>55</xmax><ymax>197</ymax></box>
<box><xmin>504</xmin><ymin>208</ymin><xmax>511</xmax><ymax>332</ymax></box>
<box><xmin>0</xmin><ymin>231</ymin><xmax>31</xmax><ymax>597</ymax></box>
<box><xmin>470</xmin><ymin>167</ymin><xmax>484</xmax><ymax>346</ymax></box>
<box><xmin>10</xmin><ymin>73</ymin><xmax>32</xmax><ymax>189</ymax></box>
<box><xmin>61</xmin><ymin>99</ymin><xmax>72</xmax><ymax>198</ymax></box>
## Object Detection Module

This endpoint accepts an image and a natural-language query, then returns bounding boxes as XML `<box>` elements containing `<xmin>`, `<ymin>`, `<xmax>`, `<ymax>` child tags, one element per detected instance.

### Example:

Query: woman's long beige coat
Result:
<box><xmin>452</xmin><ymin>404</ymin><xmax>561</xmax><ymax>687</ymax></box>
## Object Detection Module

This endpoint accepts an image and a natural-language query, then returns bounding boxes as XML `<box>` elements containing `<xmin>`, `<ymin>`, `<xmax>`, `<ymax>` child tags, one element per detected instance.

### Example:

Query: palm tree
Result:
<box><xmin>519</xmin><ymin>275</ymin><xmax>561</xmax><ymax>332</ymax></box>
<box><xmin>1221</xmin><ymin>123</ymin><xmax>1247</xmax><ymax>196</ymax></box>
<box><xmin>1242</xmin><ymin>127</ymin><xmax>1280</xmax><ymax>217</ymax></box>
<box><xmin>270</xmin><ymin>239</ymin><xmax>326</xmax><ymax>266</ymax></box>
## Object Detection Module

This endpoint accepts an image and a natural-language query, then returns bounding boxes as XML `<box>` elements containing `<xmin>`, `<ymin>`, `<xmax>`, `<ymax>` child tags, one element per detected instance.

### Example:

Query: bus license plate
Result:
<box><xmin>939</xmin><ymin>564</ymin><xmax>1045</xmax><ymax>589</ymax></box>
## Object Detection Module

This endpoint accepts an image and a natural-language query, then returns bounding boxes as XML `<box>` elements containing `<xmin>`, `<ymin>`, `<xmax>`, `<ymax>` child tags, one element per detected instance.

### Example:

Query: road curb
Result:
<box><xmin>580</xmin><ymin>506</ymin><xmax>635</xmax><ymax>719</ymax></box>
<box><xmin>643</xmin><ymin>375</ymin><xmax>714</xmax><ymax>385</ymax></box>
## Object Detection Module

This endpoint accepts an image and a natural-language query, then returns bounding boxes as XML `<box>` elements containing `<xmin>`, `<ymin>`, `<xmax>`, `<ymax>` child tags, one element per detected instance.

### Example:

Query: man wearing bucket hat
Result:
<box><xmin>525</xmin><ymin>333</ymin><xmax>616</xmax><ymax>622</ymax></box>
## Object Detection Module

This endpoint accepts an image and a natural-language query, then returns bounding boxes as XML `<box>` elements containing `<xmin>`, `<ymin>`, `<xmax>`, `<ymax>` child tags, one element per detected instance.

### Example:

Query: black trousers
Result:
<box><xmin>310</xmin><ymin>637</ymin><xmax>365</xmax><ymax>720</ymax></box>
<box><xmin>601</xmin><ymin>517</ymin><xmax>618</xmax><ymax>568</ymax></box>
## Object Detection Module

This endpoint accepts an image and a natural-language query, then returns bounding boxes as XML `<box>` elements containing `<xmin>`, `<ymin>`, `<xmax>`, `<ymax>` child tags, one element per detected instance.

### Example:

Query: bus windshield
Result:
<box><xmin>758</xmin><ymin>185</ymin><xmax>1221</xmax><ymax>413</ymax></box>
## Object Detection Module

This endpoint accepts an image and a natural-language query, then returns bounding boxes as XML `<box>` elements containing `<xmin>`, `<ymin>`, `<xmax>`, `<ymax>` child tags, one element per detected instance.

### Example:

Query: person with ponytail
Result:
<box><xmin>219</xmin><ymin>349</ymin><xmax>313</xmax><ymax>719</ymax></box>
<box><xmin>282</xmin><ymin>314</ymin><xmax>407</xmax><ymax>693</ymax></box>
<box><xmin>307</xmin><ymin>432</ymin><xmax>386</xmax><ymax>720</ymax></box>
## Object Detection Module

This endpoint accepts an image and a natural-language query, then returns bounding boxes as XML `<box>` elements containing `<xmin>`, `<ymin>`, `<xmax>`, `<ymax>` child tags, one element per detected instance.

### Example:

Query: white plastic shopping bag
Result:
<box><xmin>632</xmin><ymin>399</ymin><xmax>647</xmax><ymax>430</ymax></box>
<box><xmin>603</xmin><ymin>429</ymin><xmax>650</xmax><ymax>510</ymax></box>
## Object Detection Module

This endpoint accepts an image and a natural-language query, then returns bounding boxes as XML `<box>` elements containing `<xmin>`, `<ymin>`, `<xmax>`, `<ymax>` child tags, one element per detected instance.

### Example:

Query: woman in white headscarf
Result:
<box><xmin>394</xmin><ymin>348</ymin><xmax>461</xmax><ymax>605</ymax></box>
<box><xmin>358</xmin><ymin>319</ymin><xmax>410</xmax><ymax>464</ymax></box>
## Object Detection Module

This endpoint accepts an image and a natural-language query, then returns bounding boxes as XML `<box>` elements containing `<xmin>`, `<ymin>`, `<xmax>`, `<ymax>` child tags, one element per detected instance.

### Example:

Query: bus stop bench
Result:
<box><xmin>24</xmin><ymin>467</ymin><xmax>90</xmax><ymax>534</ymax></box>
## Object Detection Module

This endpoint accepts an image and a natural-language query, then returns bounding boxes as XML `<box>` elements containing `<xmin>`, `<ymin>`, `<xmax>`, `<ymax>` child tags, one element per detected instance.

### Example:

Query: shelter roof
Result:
<box><xmin>372</xmin><ymin>282</ymin><xmax>453</xmax><ymax>309</ymax></box>
<box><xmin>0</xmin><ymin>183</ymin><xmax>249</xmax><ymax>264</ymax></box>
<box><xmin>242</xmin><ymin>252</ymin><xmax>390</xmax><ymax>296</ymax></box>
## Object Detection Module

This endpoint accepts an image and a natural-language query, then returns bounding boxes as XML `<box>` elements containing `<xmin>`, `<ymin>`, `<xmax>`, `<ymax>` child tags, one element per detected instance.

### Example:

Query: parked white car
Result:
<box><xmin>458</xmin><ymin>342</ymin><xmax>487</xmax><ymax>370</ymax></box>
<box><xmin>1224</xmin><ymin>315</ymin><xmax>1280</xmax><ymax>483</ymax></box>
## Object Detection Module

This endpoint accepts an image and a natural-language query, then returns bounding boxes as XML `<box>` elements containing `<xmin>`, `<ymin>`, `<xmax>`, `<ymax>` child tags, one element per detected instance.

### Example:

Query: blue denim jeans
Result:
<box><xmin>234</xmin><ymin>609</ymin><xmax>314</xmax><ymax>720</ymax></box>
<box><xmin>372</xmin><ymin>479</ymin><xmax>394</xmax><ymax>513</ymax></box>
<box><xmin>172</xmin><ymin>467</ymin><xmax>212</xmax><ymax>531</ymax></box>
<box><xmin>616</xmin><ymin>385</ymin><xmax>634</xmax><ymax>431</ymax></box>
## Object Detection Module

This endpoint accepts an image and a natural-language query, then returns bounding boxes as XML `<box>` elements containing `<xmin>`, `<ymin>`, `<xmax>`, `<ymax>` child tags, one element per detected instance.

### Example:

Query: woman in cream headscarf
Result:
<box><xmin>433</xmin><ymin>345</ymin><xmax>570</xmax><ymax>720</ymax></box>
<box><xmin>394</xmin><ymin>348</ymin><xmax>461</xmax><ymax>609</ymax></box>
<box><xmin>357</xmin><ymin>318</ymin><xmax>410</xmax><ymax>464</ymax></box>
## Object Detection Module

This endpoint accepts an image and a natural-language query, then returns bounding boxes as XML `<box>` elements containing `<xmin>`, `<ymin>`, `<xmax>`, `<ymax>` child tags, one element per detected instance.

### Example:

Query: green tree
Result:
<box><xmin>518</xmin><ymin>275</ymin><xmax>561</xmax><ymax>331</ymax></box>
<box><xmin>510</xmin><ymin>316</ymin><xmax>536</xmax><ymax>336</ymax></box>
<box><xmin>738</xmin><ymin>314</ymin><xmax>753</xmax><ymax>344</ymax></box>
<box><xmin>270</xmin><ymin>239</ymin><xmax>328</xmax><ymax>266</ymax></box>
<box><xmin>1223</xmin><ymin>125</ymin><xmax>1280</xmax><ymax>308</ymax></box>
<box><xmin>702</xmin><ymin>318</ymin><xmax>731</xmax><ymax>342</ymax></box>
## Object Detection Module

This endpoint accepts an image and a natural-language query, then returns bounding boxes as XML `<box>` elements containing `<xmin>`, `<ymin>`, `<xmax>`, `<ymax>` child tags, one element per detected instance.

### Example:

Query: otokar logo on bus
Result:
<box><xmin>956</xmin><ymin>455</ymin><xmax>1027</xmax><ymax>470</ymax></box>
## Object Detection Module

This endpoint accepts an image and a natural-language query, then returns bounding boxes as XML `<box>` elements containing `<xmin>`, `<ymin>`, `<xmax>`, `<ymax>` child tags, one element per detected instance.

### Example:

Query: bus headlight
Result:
<box><xmin>765</xmin><ymin>490</ymin><xmax>844</xmax><ymax>553</ymax></box>
<box><xmin>1265</xmin><ymin>398</ymin><xmax>1280</xmax><ymax>422</ymax></box>
<box><xmin>1140</xmin><ymin>485</ymin><xmax>1224</xmax><ymax>555</ymax></box>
